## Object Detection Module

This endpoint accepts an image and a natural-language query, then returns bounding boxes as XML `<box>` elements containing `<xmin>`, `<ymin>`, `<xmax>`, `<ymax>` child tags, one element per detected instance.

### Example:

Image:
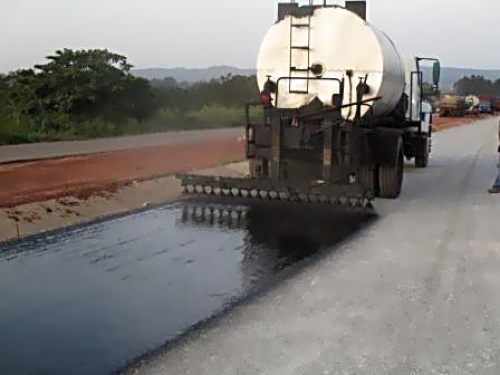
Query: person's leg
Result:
<box><xmin>488</xmin><ymin>160</ymin><xmax>500</xmax><ymax>193</ymax></box>
<box><xmin>489</xmin><ymin>164</ymin><xmax>500</xmax><ymax>193</ymax></box>
<box><xmin>495</xmin><ymin>155</ymin><xmax>500</xmax><ymax>187</ymax></box>
<box><xmin>495</xmin><ymin>170</ymin><xmax>500</xmax><ymax>188</ymax></box>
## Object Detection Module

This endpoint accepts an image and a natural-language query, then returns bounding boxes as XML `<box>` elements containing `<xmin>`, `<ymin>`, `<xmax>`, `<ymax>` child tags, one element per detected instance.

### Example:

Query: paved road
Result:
<box><xmin>132</xmin><ymin>118</ymin><xmax>500</xmax><ymax>374</ymax></box>
<box><xmin>0</xmin><ymin>203</ymin><xmax>366</xmax><ymax>374</ymax></box>
<box><xmin>0</xmin><ymin>128</ymin><xmax>243</xmax><ymax>163</ymax></box>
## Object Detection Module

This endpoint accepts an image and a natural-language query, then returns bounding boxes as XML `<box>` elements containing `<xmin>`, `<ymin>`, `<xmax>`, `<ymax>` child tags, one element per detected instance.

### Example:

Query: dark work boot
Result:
<box><xmin>488</xmin><ymin>186</ymin><xmax>500</xmax><ymax>194</ymax></box>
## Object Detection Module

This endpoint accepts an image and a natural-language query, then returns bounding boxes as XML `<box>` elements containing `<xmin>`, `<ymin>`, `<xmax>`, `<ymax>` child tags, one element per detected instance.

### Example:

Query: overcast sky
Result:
<box><xmin>1</xmin><ymin>0</ymin><xmax>498</xmax><ymax>72</ymax></box>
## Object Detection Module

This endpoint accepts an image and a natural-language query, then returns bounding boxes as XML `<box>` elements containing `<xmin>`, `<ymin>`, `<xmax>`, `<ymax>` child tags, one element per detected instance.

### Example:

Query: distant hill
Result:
<box><xmin>134</xmin><ymin>65</ymin><xmax>500</xmax><ymax>91</ymax></box>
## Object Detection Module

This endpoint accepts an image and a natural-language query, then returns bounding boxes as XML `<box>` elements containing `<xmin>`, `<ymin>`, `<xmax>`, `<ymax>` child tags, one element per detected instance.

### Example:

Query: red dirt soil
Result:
<box><xmin>0</xmin><ymin>136</ymin><xmax>244</xmax><ymax>208</ymax></box>
<box><xmin>433</xmin><ymin>114</ymin><xmax>491</xmax><ymax>132</ymax></box>
<box><xmin>0</xmin><ymin>116</ymin><xmax>489</xmax><ymax>209</ymax></box>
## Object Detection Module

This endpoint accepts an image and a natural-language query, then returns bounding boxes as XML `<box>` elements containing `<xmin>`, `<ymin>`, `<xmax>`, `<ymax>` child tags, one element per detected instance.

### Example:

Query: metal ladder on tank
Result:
<box><xmin>288</xmin><ymin>0</ymin><xmax>333</xmax><ymax>94</ymax></box>
<box><xmin>288</xmin><ymin>2</ymin><xmax>313</xmax><ymax>94</ymax></box>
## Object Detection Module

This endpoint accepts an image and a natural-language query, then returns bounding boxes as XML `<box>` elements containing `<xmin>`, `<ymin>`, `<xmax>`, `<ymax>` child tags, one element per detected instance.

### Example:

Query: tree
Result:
<box><xmin>117</xmin><ymin>76</ymin><xmax>156</xmax><ymax>122</ymax></box>
<box><xmin>2</xmin><ymin>69</ymin><xmax>40</xmax><ymax>129</ymax></box>
<box><xmin>453</xmin><ymin>75</ymin><xmax>494</xmax><ymax>96</ymax></box>
<box><xmin>0</xmin><ymin>48</ymin><xmax>157</xmax><ymax>134</ymax></box>
<box><xmin>33</xmin><ymin>49</ymin><xmax>134</xmax><ymax>121</ymax></box>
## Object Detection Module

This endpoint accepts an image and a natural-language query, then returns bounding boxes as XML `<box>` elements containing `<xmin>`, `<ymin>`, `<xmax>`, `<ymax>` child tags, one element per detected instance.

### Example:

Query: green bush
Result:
<box><xmin>0</xmin><ymin>115</ymin><xmax>36</xmax><ymax>145</ymax></box>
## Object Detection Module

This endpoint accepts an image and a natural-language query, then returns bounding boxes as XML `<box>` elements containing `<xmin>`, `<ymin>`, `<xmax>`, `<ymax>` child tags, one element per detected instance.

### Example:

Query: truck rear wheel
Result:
<box><xmin>415</xmin><ymin>135</ymin><xmax>430</xmax><ymax>168</ymax></box>
<box><xmin>378</xmin><ymin>137</ymin><xmax>404</xmax><ymax>199</ymax></box>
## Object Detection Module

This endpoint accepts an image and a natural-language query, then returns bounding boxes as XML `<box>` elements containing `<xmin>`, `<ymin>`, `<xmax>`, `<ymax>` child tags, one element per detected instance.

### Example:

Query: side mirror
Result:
<box><xmin>432</xmin><ymin>61</ymin><xmax>441</xmax><ymax>90</ymax></box>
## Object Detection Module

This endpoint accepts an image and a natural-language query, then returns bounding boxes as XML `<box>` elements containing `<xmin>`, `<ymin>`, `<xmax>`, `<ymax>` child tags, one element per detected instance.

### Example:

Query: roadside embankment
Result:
<box><xmin>0</xmin><ymin>161</ymin><xmax>248</xmax><ymax>243</ymax></box>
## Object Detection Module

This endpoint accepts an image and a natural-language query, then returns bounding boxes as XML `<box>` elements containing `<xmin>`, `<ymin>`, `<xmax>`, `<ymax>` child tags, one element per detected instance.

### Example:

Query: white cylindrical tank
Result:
<box><xmin>466</xmin><ymin>95</ymin><xmax>480</xmax><ymax>108</ymax></box>
<box><xmin>257</xmin><ymin>6</ymin><xmax>406</xmax><ymax>119</ymax></box>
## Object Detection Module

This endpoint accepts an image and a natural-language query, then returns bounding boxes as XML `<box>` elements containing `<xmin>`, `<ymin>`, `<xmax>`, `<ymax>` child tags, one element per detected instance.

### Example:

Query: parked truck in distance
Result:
<box><xmin>479</xmin><ymin>101</ymin><xmax>493</xmax><ymax>114</ymax></box>
<box><xmin>477</xmin><ymin>94</ymin><xmax>494</xmax><ymax>114</ymax></box>
<box><xmin>439</xmin><ymin>95</ymin><xmax>467</xmax><ymax>117</ymax></box>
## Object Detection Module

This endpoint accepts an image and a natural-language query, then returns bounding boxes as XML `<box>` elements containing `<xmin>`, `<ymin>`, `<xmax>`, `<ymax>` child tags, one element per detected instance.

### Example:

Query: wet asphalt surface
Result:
<box><xmin>0</xmin><ymin>200</ymin><xmax>370</xmax><ymax>374</ymax></box>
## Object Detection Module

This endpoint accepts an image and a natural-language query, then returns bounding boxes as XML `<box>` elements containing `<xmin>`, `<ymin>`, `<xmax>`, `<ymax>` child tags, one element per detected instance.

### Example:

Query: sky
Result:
<box><xmin>1</xmin><ymin>0</ymin><xmax>499</xmax><ymax>72</ymax></box>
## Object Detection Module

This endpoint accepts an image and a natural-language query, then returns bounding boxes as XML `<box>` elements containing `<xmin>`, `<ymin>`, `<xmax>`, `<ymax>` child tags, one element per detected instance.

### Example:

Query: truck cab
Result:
<box><xmin>403</xmin><ymin>55</ymin><xmax>440</xmax><ymax>168</ymax></box>
<box><xmin>479</xmin><ymin>101</ymin><xmax>493</xmax><ymax>114</ymax></box>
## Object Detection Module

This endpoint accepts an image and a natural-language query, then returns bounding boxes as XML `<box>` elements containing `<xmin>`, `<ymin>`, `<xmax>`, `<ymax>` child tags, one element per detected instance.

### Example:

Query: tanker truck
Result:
<box><xmin>439</xmin><ymin>95</ymin><xmax>467</xmax><ymax>117</ymax></box>
<box><xmin>465</xmin><ymin>95</ymin><xmax>480</xmax><ymax>116</ymax></box>
<box><xmin>466</xmin><ymin>95</ymin><xmax>480</xmax><ymax>109</ymax></box>
<box><xmin>179</xmin><ymin>0</ymin><xmax>440</xmax><ymax>206</ymax></box>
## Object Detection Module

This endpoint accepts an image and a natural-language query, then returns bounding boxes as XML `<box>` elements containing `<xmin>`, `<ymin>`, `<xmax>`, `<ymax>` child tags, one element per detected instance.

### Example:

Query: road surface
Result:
<box><xmin>0</xmin><ymin>201</ymin><xmax>368</xmax><ymax>375</ymax></box>
<box><xmin>0</xmin><ymin>128</ymin><xmax>242</xmax><ymax>163</ymax></box>
<box><xmin>131</xmin><ymin>118</ymin><xmax>500</xmax><ymax>374</ymax></box>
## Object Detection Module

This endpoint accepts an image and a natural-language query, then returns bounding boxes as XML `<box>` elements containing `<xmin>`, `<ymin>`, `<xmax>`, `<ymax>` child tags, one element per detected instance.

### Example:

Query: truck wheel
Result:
<box><xmin>378</xmin><ymin>137</ymin><xmax>404</xmax><ymax>199</ymax></box>
<box><xmin>415</xmin><ymin>135</ymin><xmax>429</xmax><ymax>168</ymax></box>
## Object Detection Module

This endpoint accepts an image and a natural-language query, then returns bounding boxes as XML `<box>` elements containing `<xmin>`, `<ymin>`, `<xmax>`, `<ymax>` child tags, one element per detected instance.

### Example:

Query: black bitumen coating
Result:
<box><xmin>0</xmin><ymin>201</ymin><xmax>369</xmax><ymax>375</ymax></box>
